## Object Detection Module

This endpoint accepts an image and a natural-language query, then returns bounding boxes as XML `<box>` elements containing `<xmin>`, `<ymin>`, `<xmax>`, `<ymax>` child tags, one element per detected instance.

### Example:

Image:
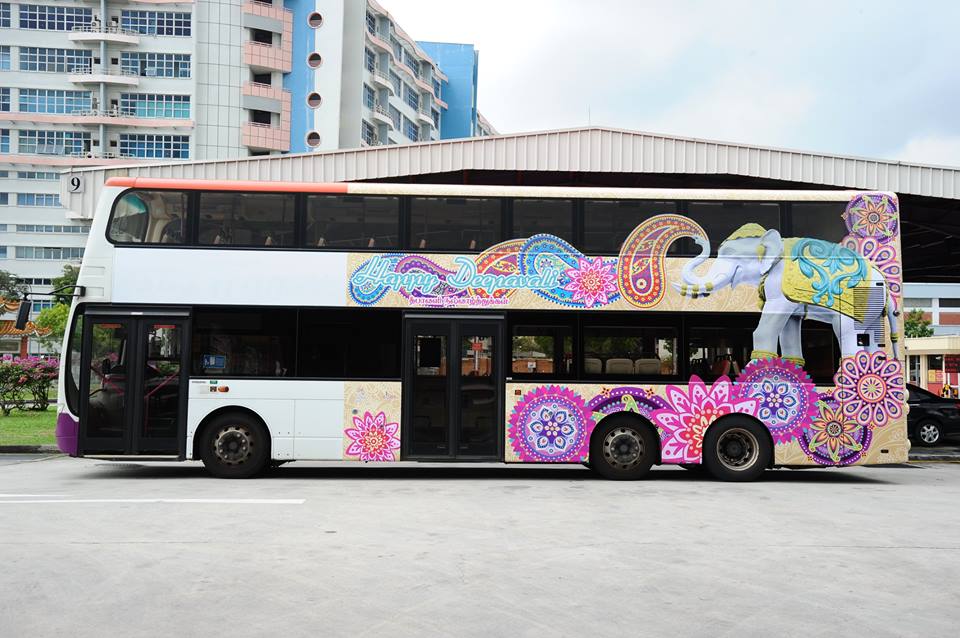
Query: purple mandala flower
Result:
<box><xmin>799</xmin><ymin>401</ymin><xmax>871</xmax><ymax>466</ymax></box>
<box><xmin>509</xmin><ymin>386</ymin><xmax>593</xmax><ymax>462</ymax></box>
<box><xmin>834</xmin><ymin>351</ymin><xmax>905</xmax><ymax>429</ymax></box>
<box><xmin>734</xmin><ymin>357</ymin><xmax>819</xmax><ymax>445</ymax></box>
<box><xmin>844</xmin><ymin>193</ymin><xmax>898</xmax><ymax>241</ymax></box>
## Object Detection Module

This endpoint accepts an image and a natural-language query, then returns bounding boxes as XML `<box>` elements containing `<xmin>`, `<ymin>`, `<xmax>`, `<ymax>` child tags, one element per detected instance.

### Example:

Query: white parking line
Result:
<box><xmin>0</xmin><ymin>494</ymin><xmax>67</xmax><ymax>498</ymax></box>
<box><xmin>0</xmin><ymin>498</ymin><xmax>305</xmax><ymax>505</ymax></box>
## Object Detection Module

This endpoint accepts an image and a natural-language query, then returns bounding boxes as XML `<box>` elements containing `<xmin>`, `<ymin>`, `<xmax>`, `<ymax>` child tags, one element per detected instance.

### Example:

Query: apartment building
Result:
<box><xmin>0</xmin><ymin>0</ymin><xmax>492</xmax><ymax>353</ymax></box>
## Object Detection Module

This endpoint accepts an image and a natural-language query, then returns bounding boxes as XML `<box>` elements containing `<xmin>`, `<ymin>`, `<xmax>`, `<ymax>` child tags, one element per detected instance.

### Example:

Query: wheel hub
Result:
<box><xmin>214</xmin><ymin>425</ymin><xmax>254</xmax><ymax>465</ymax></box>
<box><xmin>716</xmin><ymin>427</ymin><xmax>760</xmax><ymax>471</ymax></box>
<box><xmin>603</xmin><ymin>427</ymin><xmax>644</xmax><ymax>469</ymax></box>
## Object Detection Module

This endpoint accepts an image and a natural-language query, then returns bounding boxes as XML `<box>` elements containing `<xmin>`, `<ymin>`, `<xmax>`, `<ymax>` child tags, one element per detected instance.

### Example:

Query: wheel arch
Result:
<box><xmin>192</xmin><ymin>405</ymin><xmax>273</xmax><ymax>461</ymax></box>
<box><xmin>590</xmin><ymin>411</ymin><xmax>662</xmax><ymax>465</ymax></box>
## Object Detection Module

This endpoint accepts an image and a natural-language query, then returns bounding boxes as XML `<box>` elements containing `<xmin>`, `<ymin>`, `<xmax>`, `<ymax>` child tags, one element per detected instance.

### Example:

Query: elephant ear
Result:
<box><xmin>758</xmin><ymin>228</ymin><xmax>782</xmax><ymax>273</ymax></box>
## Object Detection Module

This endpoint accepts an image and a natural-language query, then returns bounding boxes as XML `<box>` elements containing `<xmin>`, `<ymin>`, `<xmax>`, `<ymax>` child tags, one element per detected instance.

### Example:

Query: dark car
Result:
<box><xmin>907</xmin><ymin>384</ymin><xmax>960</xmax><ymax>446</ymax></box>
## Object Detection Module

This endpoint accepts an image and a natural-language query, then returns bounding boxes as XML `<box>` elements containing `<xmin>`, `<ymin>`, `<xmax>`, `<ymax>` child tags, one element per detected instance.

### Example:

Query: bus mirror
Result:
<box><xmin>15</xmin><ymin>299</ymin><xmax>30</xmax><ymax>331</ymax></box>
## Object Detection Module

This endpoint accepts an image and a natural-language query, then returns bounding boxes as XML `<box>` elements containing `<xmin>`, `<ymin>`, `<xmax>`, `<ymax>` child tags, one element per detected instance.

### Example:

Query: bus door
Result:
<box><xmin>404</xmin><ymin>315</ymin><xmax>504</xmax><ymax>460</ymax></box>
<box><xmin>79</xmin><ymin>309</ymin><xmax>189</xmax><ymax>456</ymax></box>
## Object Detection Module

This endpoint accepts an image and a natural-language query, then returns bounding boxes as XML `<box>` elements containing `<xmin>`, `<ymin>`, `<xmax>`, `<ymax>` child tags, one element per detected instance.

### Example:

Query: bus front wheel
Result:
<box><xmin>199</xmin><ymin>413</ymin><xmax>270</xmax><ymax>479</ymax></box>
<box><xmin>589</xmin><ymin>416</ymin><xmax>658</xmax><ymax>480</ymax></box>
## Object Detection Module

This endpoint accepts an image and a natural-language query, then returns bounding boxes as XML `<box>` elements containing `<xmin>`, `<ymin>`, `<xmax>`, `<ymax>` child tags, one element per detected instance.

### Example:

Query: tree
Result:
<box><xmin>0</xmin><ymin>269</ymin><xmax>29</xmax><ymax>302</ymax></box>
<box><xmin>34</xmin><ymin>304</ymin><xmax>69</xmax><ymax>353</ymax></box>
<box><xmin>51</xmin><ymin>264</ymin><xmax>80</xmax><ymax>305</ymax></box>
<box><xmin>904</xmin><ymin>309</ymin><xmax>934</xmax><ymax>338</ymax></box>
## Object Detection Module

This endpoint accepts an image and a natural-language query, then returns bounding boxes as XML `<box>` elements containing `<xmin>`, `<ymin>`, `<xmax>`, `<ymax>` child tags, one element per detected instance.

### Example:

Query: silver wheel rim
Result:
<box><xmin>602</xmin><ymin>427</ymin><xmax>645</xmax><ymax>470</ymax></box>
<box><xmin>919</xmin><ymin>424</ymin><xmax>940</xmax><ymax>444</ymax></box>
<box><xmin>716</xmin><ymin>427</ymin><xmax>760</xmax><ymax>472</ymax></box>
<box><xmin>213</xmin><ymin>424</ymin><xmax>255</xmax><ymax>466</ymax></box>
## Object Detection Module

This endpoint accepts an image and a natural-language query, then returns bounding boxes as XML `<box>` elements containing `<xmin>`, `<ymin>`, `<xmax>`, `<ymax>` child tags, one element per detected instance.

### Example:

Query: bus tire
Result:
<box><xmin>702</xmin><ymin>417</ymin><xmax>771</xmax><ymax>482</ymax></box>
<box><xmin>199</xmin><ymin>412</ymin><xmax>270</xmax><ymax>479</ymax></box>
<box><xmin>589</xmin><ymin>416</ymin><xmax>658</xmax><ymax>480</ymax></box>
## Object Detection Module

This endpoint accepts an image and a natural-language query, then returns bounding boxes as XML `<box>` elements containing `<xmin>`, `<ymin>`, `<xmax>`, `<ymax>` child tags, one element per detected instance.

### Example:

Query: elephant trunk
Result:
<box><xmin>675</xmin><ymin>235</ymin><xmax>732</xmax><ymax>298</ymax></box>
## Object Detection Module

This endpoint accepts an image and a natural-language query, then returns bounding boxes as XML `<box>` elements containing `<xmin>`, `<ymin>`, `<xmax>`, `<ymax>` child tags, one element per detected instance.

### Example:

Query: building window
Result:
<box><xmin>0</xmin><ymin>3</ymin><xmax>10</xmax><ymax>28</ymax></box>
<box><xmin>119</xmin><ymin>134</ymin><xmax>189</xmax><ymax>159</ymax></box>
<box><xmin>390</xmin><ymin>36</ymin><xmax>402</xmax><ymax>61</ymax></box>
<box><xmin>432</xmin><ymin>78</ymin><xmax>441</xmax><ymax>98</ymax></box>
<box><xmin>120</xmin><ymin>52</ymin><xmax>191</xmax><ymax>78</ymax></box>
<box><xmin>361</xmin><ymin>120</ymin><xmax>376</xmax><ymax>145</ymax></box>
<box><xmin>0</xmin><ymin>193</ymin><xmax>7</xmax><ymax>205</ymax></box>
<box><xmin>19</xmin><ymin>89</ymin><xmax>92</xmax><ymax>114</ymax></box>
<box><xmin>403</xmin><ymin>83</ymin><xmax>418</xmax><ymax>110</ymax></box>
<box><xmin>119</xmin><ymin>93</ymin><xmax>190</xmax><ymax>118</ymax></box>
<box><xmin>17</xmin><ymin>193</ymin><xmax>61</xmax><ymax>207</ymax></box>
<box><xmin>0</xmin><ymin>129</ymin><xmax>8</xmax><ymax>153</ymax></box>
<box><xmin>305</xmin><ymin>194</ymin><xmax>400</xmax><ymax>249</ymax></box>
<box><xmin>365</xmin><ymin>11</ymin><xmax>376</xmax><ymax>34</ymax></box>
<box><xmin>17</xmin><ymin>224</ymin><xmax>88</xmax><ymax>234</ymax></box>
<box><xmin>17</xmin><ymin>171</ymin><xmax>58</xmax><ymax>180</ymax></box>
<box><xmin>18</xmin><ymin>130</ymin><xmax>90</xmax><ymax>155</ymax></box>
<box><xmin>0</xmin><ymin>46</ymin><xmax>10</xmax><ymax>71</ymax></box>
<box><xmin>197</xmin><ymin>192</ymin><xmax>296</xmax><ymax>247</ymax></box>
<box><xmin>402</xmin><ymin>116</ymin><xmax>418</xmax><ymax>142</ymax></box>
<box><xmin>904</xmin><ymin>298</ymin><xmax>933</xmax><ymax>309</ymax></box>
<box><xmin>364</xmin><ymin>47</ymin><xmax>376</xmax><ymax>72</ymax></box>
<box><xmin>120</xmin><ymin>10</ymin><xmax>191</xmax><ymax>36</ymax></box>
<box><xmin>431</xmin><ymin>109</ymin><xmax>439</xmax><ymax>128</ymax></box>
<box><xmin>16</xmin><ymin>246</ymin><xmax>84</xmax><ymax>260</ymax></box>
<box><xmin>31</xmin><ymin>299</ymin><xmax>54</xmax><ymax>313</ymax></box>
<box><xmin>0</xmin><ymin>247</ymin><xmax>6</xmax><ymax>259</ymax></box>
<box><xmin>19</xmin><ymin>47</ymin><xmax>92</xmax><ymax>73</ymax></box>
<box><xmin>19</xmin><ymin>4</ymin><xmax>92</xmax><ymax>31</ymax></box>
<box><xmin>363</xmin><ymin>84</ymin><xmax>375</xmax><ymax>109</ymax></box>
<box><xmin>389</xmin><ymin>71</ymin><xmax>401</xmax><ymax>96</ymax></box>
<box><xmin>389</xmin><ymin>105</ymin><xmax>401</xmax><ymax>130</ymax></box>
<box><xmin>0</xmin><ymin>88</ymin><xmax>8</xmax><ymax>112</ymax></box>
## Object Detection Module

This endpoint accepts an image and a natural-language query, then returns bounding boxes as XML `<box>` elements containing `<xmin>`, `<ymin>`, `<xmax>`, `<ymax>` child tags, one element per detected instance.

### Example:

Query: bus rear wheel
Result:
<box><xmin>199</xmin><ymin>413</ymin><xmax>270</xmax><ymax>479</ymax></box>
<box><xmin>589</xmin><ymin>417</ymin><xmax>658</xmax><ymax>480</ymax></box>
<box><xmin>702</xmin><ymin>418</ymin><xmax>771</xmax><ymax>482</ymax></box>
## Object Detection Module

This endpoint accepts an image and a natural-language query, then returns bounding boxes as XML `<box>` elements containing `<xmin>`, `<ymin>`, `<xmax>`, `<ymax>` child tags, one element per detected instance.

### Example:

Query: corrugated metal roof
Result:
<box><xmin>59</xmin><ymin>126</ymin><xmax>960</xmax><ymax>219</ymax></box>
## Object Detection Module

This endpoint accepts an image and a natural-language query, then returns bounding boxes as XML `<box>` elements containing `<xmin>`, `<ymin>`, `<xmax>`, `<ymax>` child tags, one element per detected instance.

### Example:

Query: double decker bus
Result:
<box><xmin>54</xmin><ymin>178</ymin><xmax>908</xmax><ymax>479</ymax></box>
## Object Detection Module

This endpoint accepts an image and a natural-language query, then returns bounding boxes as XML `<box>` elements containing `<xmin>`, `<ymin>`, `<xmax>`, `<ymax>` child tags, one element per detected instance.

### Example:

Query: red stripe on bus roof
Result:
<box><xmin>104</xmin><ymin>177</ymin><xmax>350</xmax><ymax>193</ymax></box>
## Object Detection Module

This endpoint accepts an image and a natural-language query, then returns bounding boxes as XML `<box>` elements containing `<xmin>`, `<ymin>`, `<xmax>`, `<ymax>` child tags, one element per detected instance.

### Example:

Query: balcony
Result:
<box><xmin>244</xmin><ymin>41</ymin><xmax>292</xmax><ymax>74</ymax></box>
<box><xmin>366</xmin><ymin>26</ymin><xmax>392</xmax><ymax>53</ymax></box>
<box><xmin>371</xmin><ymin>67</ymin><xmax>395</xmax><ymax>94</ymax></box>
<box><xmin>372</xmin><ymin>103</ymin><xmax>393</xmax><ymax>128</ymax></box>
<box><xmin>0</xmin><ymin>109</ymin><xmax>193</xmax><ymax>129</ymax></box>
<box><xmin>417</xmin><ymin>108</ymin><xmax>435</xmax><ymax>126</ymax></box>
<box><xmin>69</xmin><ymin>24</ymin><xmax>140</xmax><ymax>45</ymax></box>
<box><xmin>242</xmin><ymin>81</ymin><xmax>288</xmax><ymax>102</ymax></box>
<box><xmin>243</xmin><ymin>0</ymin><xmax>289</xmax><ymax>23</ymax></box>
<box><xmin>242</xmin><ymin>122</ymin><xmax>289</xmax><ymax>152</ymax></box>
<box><xmin>69</xmin><ymin>66</ymin><xmax>140</xmax><ymax>86</ymax></box>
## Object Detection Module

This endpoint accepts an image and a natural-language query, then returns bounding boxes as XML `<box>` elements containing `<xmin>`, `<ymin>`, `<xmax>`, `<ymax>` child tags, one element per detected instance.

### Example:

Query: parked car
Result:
<box><xmin>906</xmin><ymin>384</ymin><xmax>960</xmax><ymax>446</ymax></box>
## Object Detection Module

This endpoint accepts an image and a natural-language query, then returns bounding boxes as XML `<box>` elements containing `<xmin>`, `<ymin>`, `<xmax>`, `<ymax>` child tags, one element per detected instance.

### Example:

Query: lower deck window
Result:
<box><xmin>583</xmin><ymin>325</ymin><xmax>677</xmax><ymax>378</ymax></box>
<box><xmin>192</xmin><ymin>309</ymin><xmax>295</xmax><ymax>377</ymax></box>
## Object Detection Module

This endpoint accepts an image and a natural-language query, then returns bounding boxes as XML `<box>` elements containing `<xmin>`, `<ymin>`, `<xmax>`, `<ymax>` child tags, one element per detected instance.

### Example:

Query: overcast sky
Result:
<box><xmin>384</xmin><ymin>0</ymin><xmax>960</xmax><ymax>167</ymax></box>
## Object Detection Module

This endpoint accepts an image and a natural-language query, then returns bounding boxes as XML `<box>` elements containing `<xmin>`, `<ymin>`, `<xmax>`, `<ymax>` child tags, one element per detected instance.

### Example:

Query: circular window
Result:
<box><xmin>306</xmin><ymin>131</ymin><xmax>322</xmax><ymax>147</ymax></box>
<box><xmin>308</xmin><ymin>12</ymin><xmax>323</xmax><ymax>28</ymax></box>
<box><xmin>306</xmin><ymin>92</ymin><xmax>323</xmax><ymax>108</ymax></box>
<box><xmin>307</xmin><ymin>53</ymin><xmax>323</xmax><ymax>68</ymax></box>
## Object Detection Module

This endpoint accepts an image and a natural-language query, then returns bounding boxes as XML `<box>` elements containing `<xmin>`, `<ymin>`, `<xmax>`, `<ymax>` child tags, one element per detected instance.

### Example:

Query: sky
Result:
<box><xmin>383</xmin><ymin>0</ymin><xmax>960</xmax><ymax>166</ymax></box>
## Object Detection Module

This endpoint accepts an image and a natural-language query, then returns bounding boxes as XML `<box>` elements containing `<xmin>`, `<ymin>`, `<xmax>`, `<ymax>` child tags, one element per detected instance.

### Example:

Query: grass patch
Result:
<box><xmin>0</xmin><ymin>409</ymin><xmax>58</xmax><ymax>447</ymax></box>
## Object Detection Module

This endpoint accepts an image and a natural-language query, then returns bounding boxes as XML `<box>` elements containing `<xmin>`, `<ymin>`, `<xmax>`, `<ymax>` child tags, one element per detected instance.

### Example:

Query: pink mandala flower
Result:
<box><xmin>345</xmin><ymin>411</ymin><xmax>400</xmax><ymax>461</ymax></box>
<box><xmin>734</xmin><ymin>357</ymin><xmax>819</xmax><ymax>445</ymax></box>
<box><xmin>833</xmin><ymin>351</ymin><xmax>905</xmax><ymax>429</ymax></box>
<box><xmin>651</xmin><ymin>376</ymin><xmax>759</xmax><ymax>464</ymax></box>
<box><xmin>562</xmin><ymin>256</ymin><xmax>617</xmax><ymax>308</ymax></box>
<box><xmin>508</xmin><ymin>386</ymin><xmax>593</xmax><ymax>462</ymax></box>
<box><xmin>842</xmin><ymin>235</ymin><xmax>902</xmax><ymax>312</ymax></box>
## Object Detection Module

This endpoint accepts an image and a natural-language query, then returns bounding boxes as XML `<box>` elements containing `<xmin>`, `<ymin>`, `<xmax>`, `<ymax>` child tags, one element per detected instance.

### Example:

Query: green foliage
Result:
<box><xmin>35</xmin><ymin>304</ymin><xmax>70</xmax><ymax>353</ymax></box>
<box><xmin>0</xmin><ymin>269</ymin><xmax>29</xmax><ymax>302</ymax></box>
<box><xmin>51</xmin><ymin>265</ymin><xmax>80</xmax><ymax>305</ymax></box>
<box><xmin>0</xmin><ymin>356</ymin><xmax>59</xmax><ymax>415</ymax></box>
<box><xmin>904</xmin><ymin>309</ymin><xmax>934</xmax><ymax>339</ymax></box>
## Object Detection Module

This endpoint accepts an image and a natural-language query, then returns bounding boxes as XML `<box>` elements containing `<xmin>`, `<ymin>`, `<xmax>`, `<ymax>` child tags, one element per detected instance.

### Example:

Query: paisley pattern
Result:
<box><xmin>617</xmin><ymin>214</ymin><xmax>707</xmax><ymax>308</ymax></box>
<box><xmin>470</xmin><ymin>240</ymin><xmax>524</xmax><ymax>298</ymax></box>
<box><xmin>519</xmin><ymin>234</ymin><xmax>620</xmax><ymax>308</ymax></box>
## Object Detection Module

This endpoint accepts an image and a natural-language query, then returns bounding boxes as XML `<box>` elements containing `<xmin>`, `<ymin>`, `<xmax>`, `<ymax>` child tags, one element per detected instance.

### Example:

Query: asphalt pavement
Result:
<box><xmin>0</xmin><ymin>456</ymin><xmax>958</xmax><ymax>637</ymax></box>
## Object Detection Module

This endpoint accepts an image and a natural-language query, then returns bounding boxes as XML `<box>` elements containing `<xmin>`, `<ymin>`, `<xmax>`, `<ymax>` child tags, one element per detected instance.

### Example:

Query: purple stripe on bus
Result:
<box><xmin>56</xmin><ymin>413</ymin><xmax>79</xmax><ymax>456</ymax></box>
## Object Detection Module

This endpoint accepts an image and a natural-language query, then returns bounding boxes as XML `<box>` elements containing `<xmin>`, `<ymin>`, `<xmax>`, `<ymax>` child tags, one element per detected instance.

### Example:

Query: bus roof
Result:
<box><xmin>103</xmin><ymin>177</ymin><xmax>887</xmax><ymax>202</ymax></box>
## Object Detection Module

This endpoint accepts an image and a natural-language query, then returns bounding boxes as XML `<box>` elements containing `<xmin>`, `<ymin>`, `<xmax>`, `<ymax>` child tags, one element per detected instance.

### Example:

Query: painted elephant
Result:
<box><xmin>673</xmin><ymin>223</ymin><xmax>899</xmax><ymax>362</ymax></box>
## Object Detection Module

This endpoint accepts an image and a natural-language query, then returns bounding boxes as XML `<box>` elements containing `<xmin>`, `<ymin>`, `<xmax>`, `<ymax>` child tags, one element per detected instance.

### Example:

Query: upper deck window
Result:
<box><xmin>583</xmin><ymin>199</ymin><xmax>678</xmax><ymax>255</ymax></box>
<box><xmin>790</xmin><ymin>202</ymin><xmax>847</xmax><ymax>243</ymax></box>
<box><xmin>305</xmin><ymin>194</ymin><xmax>399</xmax><ymax>249</ymax></box>
<box><xmin>409</xmin><ymin>196</ymin><xmax>501</xmax><ymax>251</ymax></box>
<box><xmin>512</xmin><ymin>199</ymin><xmax>574</xmax><ymax>243</ymax></box>
<box><xmin>198</xmin><ymin>192</ymin><xmax>295</xmax><ymax>247</ymax></box>
<box><xmin>683</xmin><ymin>202</ymin><xmax>781</xmax><ymax>256</ymax></box>
<box><xmin>109</xmin><ymin>190</ymin><xmax>189</xmax><ymax>244</ymax></box>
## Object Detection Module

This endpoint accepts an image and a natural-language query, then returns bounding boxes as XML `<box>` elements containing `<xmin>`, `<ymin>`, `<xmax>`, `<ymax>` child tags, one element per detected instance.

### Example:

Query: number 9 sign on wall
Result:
<box><xmin>68</xmin><ymin>176</ymin><xmax>84</xmax><ymax>193</ymax></box>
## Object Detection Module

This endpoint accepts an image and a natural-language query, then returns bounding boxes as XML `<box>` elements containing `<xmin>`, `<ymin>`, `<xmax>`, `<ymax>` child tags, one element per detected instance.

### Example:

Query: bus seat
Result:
<box><xmin>606</xmin><ymin>358</ymin><xmax>633</xmax><ymax>375</ymax></box>
<box><xmin>418</xmin><ymin>238</ymin><xmax>427</xmax><ymax>249</ymax></box>
<box><xmin>634</xmin><ymin>358</ymin><xmax>660</xmax><ymax>375</ymax></box>
<box><xmin>316</xmin><ymin>236</ymin><xmax>326</xmax><ymax>247</ymax></box>
<box><xmin>584</xmin><ymin>357</ymin><xmax>602</xmax><ymax>374</ymax></box>
<box><xmin>367</xmin><ymin>237</ymin><xmax>376</xmax><ymax>248</ymax></box>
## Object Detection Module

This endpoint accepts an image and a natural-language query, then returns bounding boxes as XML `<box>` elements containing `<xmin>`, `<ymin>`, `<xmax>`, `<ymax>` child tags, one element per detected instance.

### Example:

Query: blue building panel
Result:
<box><xmin>284</xmin><ymin>0</ymin><xmax>312</xmax><ymax>153</ymax></box>
<box><xmin>417</xmin><ymin>41</ymin><xmax>479</xmax><ymax>140</ymax></box>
